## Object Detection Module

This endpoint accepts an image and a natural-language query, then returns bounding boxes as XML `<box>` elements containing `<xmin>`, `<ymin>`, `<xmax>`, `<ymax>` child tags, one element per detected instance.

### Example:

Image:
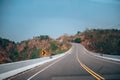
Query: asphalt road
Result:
<box><xmin>7</xmin><ymin>43</ymin><xmax>120</xmax><ymax>80</ymax></box>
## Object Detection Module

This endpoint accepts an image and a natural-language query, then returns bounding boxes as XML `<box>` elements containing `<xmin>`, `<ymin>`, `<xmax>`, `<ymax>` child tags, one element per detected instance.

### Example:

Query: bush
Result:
<box><xmin>30</xmin><ymin>48</ymin><xmax>41</xmax><ymax>59</ymax></box>
<box><xmin>74</xmin><ymin>38</ymin><xmax>81</xmax><ymax>43</ymax></box>
<box><xmin>39</xmin><ymin>35</ymin><xmax>49</xmax><ymax>40</ymax></box>
<box><xmin>50</xmin><ymin>41</ymin><xmax>58</xmax><ymax>51</ymax></box>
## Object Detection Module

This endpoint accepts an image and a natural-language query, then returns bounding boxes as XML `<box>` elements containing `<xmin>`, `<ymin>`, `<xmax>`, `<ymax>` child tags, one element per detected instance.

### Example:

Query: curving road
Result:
<box><xmin>7</xmin><ymin>43</ymin><xmax>120</xmax><ymax>80</ymax></box>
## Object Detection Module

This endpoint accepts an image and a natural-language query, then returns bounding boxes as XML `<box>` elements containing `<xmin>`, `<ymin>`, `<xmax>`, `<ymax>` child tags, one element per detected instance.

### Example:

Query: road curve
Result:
<box><xmin>7</xmin><ymin>43</ymin><xmax>120</xmax><ymax>80</ymax></box>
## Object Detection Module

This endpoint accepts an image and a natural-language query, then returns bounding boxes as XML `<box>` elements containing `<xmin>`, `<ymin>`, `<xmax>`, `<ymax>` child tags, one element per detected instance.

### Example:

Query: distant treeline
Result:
<box><xmin>82</xmin><ymin>29</ymin><xmax>120</xmax><ymax>55</ymax></box>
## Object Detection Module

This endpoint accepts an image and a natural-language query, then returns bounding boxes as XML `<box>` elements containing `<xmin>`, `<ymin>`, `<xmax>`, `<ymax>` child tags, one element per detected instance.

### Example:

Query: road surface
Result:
<box><xmin>7</xmin><ymin>43</ymin><xmax>120</xmax><ymax>80</ymax></box>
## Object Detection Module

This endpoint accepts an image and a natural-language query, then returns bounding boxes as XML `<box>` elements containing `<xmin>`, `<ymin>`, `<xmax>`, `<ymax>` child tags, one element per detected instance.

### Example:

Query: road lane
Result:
<box><xmin>29</xmin><ymin>45</ymin><xmax>94</xmax><ymax>80</ymax></box>
<box><xmin>76</xmin><ymin>44</ymin><xmax>120</xmax><ymax>80</ymax></box>
<box><xmin>7</xmin><ymin>43</ymin><xmax>120</xmax><ymax>80</ymax></box>
<box><xmin>27</xmin><ymin>52</ymin><xmax>70</xmax><ymax>80</ymax></box>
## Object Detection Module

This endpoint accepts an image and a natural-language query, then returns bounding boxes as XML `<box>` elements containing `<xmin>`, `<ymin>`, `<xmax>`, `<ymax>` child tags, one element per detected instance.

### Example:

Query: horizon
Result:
<box><xmin>0</xmin><ymin>0</ymin><xmax>120</xmax><ymax>42</ymax></box>
<box><xmin>0</xmin><ymin>28</ymin><xmax>120</xmax><ymax>43</ymax></box>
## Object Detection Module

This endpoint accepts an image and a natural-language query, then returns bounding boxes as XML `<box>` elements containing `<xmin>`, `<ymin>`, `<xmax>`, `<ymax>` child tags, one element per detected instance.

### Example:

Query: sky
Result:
<box><xmin>0</xmin><ymin>0</ymin><xmax>120</xmax><ymax>42</ymax></box>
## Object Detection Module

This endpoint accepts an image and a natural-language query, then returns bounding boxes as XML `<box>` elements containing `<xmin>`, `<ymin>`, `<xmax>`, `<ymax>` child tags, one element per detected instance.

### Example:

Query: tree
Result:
<box><xmin>77</xmin><ymin>31</ymin><xmax>81</xmax><ymax>34</ymax></box>
<box><xmin>74</xmin><ymin>38</ymin><xmax>81</xmax><ymax>43</ymax></box>
<box><xmin>30</xmin><ymin>47</ymin><xmax>41</xmax><ymax>59</ymax></box>
<box><xmin>50</xmin><ymin>41</ymin><xmax>58</xmax><ymax>51</ymax></box>
<box><xmin>39</xmin><ymin>35</ymin><xmax>49</xmax><ymax>40</ymax></box>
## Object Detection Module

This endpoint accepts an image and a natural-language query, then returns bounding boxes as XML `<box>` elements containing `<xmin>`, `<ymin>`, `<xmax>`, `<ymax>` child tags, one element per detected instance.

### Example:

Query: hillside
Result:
<box><xmin>1</xmin><ymin>29</ymin><xmax>120</xmax><ymax>64</ymax></box>
<box><xmin>0</xmin><ymin>35</ymin><xmax>71</xmax><ymax>64</ymax></box>
<box><xmin>58</xmin><ymin>29</ymin><xmax>120</xmax><ymax>55</ymax></box>
<box><xmin>81</xmin><ymin>29</ymin><xmax>120</xmax><ymax>55</ymax></box>
<box><xmin>0</xmin><ymin>38</ymin><xmax>17</xmax><ymax>63</ymax></box>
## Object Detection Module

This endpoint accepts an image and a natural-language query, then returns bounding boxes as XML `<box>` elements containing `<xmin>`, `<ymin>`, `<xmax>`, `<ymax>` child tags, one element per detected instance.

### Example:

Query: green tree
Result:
<box><xmin>30</xmin><ymin>48</ymin><xmax>41</xmax><ymax>59</ymax></box>
<box><xmin>74</xmin><ymin>38</ymin><xmax>82</xmax><ymax>43</ymax></box>
<box><xmin>39</xmin><ymin>35</ymin><xmax>49</xmax><ymax>40</ymax></box>
<box><xmin>50</xmin><ymin>41</ymin><xmax>58</xmax><ymax>51</ymax></box>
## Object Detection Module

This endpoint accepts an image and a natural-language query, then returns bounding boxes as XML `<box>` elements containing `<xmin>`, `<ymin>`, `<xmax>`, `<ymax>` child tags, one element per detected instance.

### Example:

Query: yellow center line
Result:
<box><xmin>76</xmin><ymin>58</ymin><xmax>105</xmax><ymax>80</ymax></box>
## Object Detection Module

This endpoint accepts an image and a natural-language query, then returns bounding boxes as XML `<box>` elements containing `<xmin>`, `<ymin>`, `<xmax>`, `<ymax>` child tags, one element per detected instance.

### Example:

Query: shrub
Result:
<box><xmin>39</xmin><ymin>35</ymin><xmax>49</xmax><ymax>40</ymax></box>
<box><xmin>30</xmin><ymin>48</ymin><xmax>41</xmax><ymax>59</ymax></box>
<box><xmin>50</xmin><ymin>41</ymin><xmax>58</xmax><ymax>51</ymax></box>
<box><xmin>74</xmin><ymin>38</ymin><xmax>81</xmax><ymax>43</ymax></box>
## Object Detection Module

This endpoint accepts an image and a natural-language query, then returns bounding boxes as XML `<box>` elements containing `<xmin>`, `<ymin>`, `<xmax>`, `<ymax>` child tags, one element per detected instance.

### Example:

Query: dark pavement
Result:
<box><xmin>8</xmin><ymin>43</ymin><xmax>120</xmax><ymax>80</ymax></box>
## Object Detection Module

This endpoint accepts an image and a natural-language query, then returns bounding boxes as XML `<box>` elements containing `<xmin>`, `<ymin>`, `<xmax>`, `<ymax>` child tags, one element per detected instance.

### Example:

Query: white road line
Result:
<box><xmin>27</xmin><ymin>52</ymin><xmax>70</xmax><ymax>80</ymax></box>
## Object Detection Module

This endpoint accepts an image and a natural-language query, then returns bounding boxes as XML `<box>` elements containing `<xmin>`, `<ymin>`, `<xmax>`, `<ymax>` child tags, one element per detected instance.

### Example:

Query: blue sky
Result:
<box><xmin>0</xmin><ymin>0</ymin><xmax>120</xmax><ymax>42</ymax></box>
